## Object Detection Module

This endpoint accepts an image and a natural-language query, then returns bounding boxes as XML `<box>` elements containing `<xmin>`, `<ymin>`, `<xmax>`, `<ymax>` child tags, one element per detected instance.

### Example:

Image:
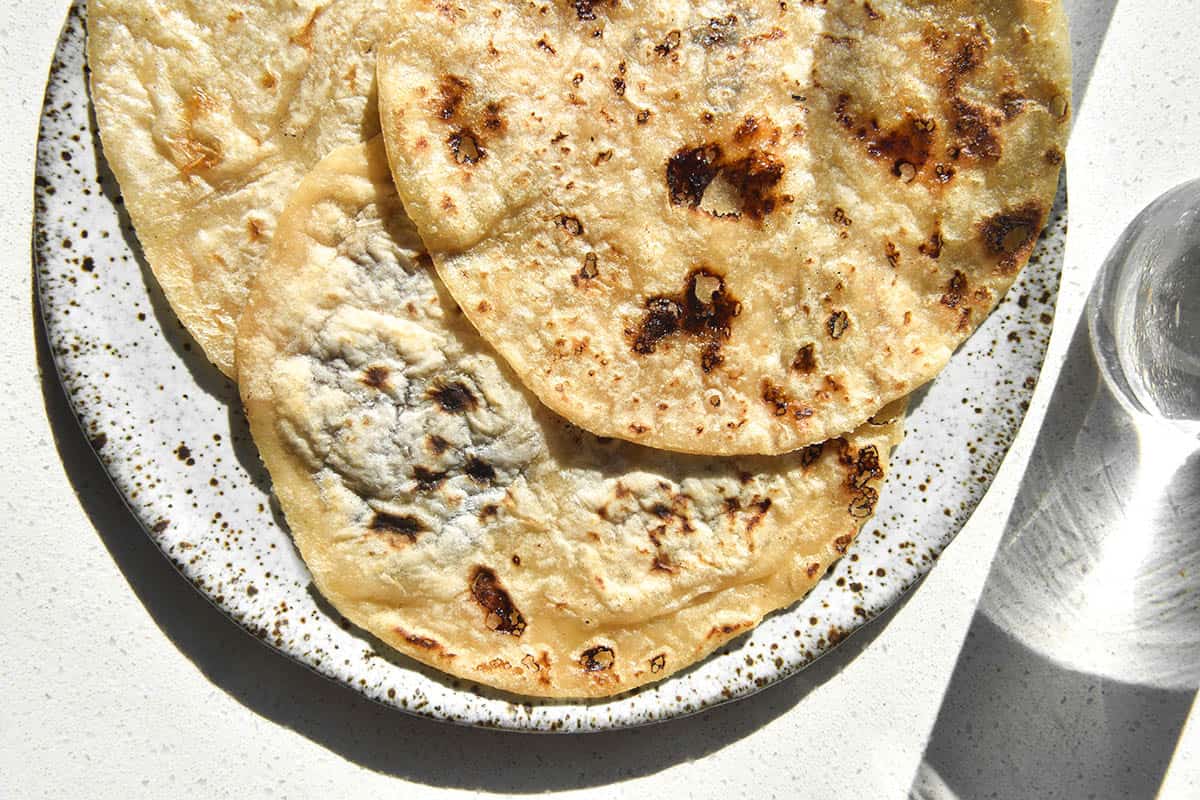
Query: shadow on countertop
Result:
<box><xmin>909</xmin><ymin>314</ymin><xmax>1199</xmax><ymax>800</ymax></box>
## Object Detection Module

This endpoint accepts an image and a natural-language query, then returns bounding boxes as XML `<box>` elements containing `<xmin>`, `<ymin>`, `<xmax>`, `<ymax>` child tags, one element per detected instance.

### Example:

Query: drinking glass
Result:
<box><xmin>1089</xmin><ymin>178</ymin><xmax>1200</xmax><ymax>440</ymax></box>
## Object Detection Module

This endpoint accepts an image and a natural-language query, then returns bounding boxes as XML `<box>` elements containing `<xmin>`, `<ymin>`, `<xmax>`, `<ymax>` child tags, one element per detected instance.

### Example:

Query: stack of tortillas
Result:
<box><xmin>88</xmin><ymin>0</ymin><xmax>1069</xmax><ymax>697</ymax></box>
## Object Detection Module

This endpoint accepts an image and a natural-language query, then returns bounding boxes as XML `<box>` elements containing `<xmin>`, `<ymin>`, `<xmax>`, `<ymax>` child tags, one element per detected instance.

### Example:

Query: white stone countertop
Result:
<box><xmin>2</xmin><ymin>2</ymin><xmax>1197</xmax><ymax>798</ymax></box>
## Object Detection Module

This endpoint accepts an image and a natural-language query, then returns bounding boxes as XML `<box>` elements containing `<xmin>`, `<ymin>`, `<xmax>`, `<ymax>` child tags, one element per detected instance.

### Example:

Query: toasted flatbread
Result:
<box><xmin>236</xmin><ymin>139</ymin><xmax>904</xmax><ymax>696</ymax></box>
<box><xmin>88</xmin><ymin>0</ymin><xmax>387</xmax><ymax>375</ymax></box>
<box><xmin>377</xmin><ymin>0</ymin><xmax>1068</xmax><ymax>454</ymax></box>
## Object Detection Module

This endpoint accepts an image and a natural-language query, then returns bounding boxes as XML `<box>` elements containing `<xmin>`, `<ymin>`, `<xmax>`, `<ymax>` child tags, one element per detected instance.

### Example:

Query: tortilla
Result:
<box><xmin>236</xmin><ymin>139</ymin><xmax>904</xmax><ymax>697</ymax></box>
<box><xmin>87</xmin><ymin>0</ymin><xmax>387</xmax><ymax>376</ymax></box>
<box><xmin>377</xmin><ymin>0</ymin><xmax>1069</xmax><ymax>455</ymax></box>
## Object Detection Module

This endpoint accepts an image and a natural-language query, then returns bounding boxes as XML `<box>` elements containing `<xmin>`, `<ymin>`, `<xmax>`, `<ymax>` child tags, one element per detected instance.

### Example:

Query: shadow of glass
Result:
<box><xmin>36</xmin><ymin>277</ymin><xmax>918</xmax><ymax>790</ymax></box>
<box><xmin>1063</xmin><ymin>0</ymin><xmax>1120</xmax><ymax>114</ymax></box>
<box><xmin>911</xmin><ymin>615</ymin><xmax>1193</xmax><ymax>800</ymax></box>
<box><xmin>984</xmin><ymin>321</ymin><xmax>1200</xmax><ymax>689</ymax></box>
<box><xmin>909</xmin><ymin>316</ymin><xmax>1199</xmax><ymax>800</ymax></box>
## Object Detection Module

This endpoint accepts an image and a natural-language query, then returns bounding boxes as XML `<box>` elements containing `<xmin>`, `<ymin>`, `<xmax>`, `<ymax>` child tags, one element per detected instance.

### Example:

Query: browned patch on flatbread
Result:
<box><xmin>719</xmin><ymin>152</ymin><xmax>786</xmax><ymax>218</ymax></box>
<box><xmin>573</xmin><ymin>252</ymin><xmax>600</xmax><ymax>286</ymax></box>
<box><xmin>842</xmin><ymin>444</ymin><xmax>883</xmax><ymax>517</ymax></box>
<box><xmin>169</xmin><ymin>89</ymin><xmax>223</xmax><ymax>176</ymax></box>
<box><xmin>648</xmin><ymin>520</ymin><xmax>678</xmax><ymax>573</ymax></box>
<box><xmin>394</xmin><ymin>626</ymin><xmax>444</xmax><ymax>652</ymax></box>
<box><xmin>848</xmin><ymin>445</ymin><xmax>882</xmax><ymax>490</ymax></box>
<box><xmin>247</xmin><ymin>218</ymin><xmax>266</xmax><ymax>242</ymax></box>
<box><xmin>464</xmin><ymin>456</ymin><xmax>496</xmax><ymax>483</ymax></box>
<box><xmin>762</xmin><ymin>381</ymin><xmax>788</xmax><ymax>414</ymax></box>
<box><xmin>520</xmin><ymin>651</ymin><xmax>553</xmax><ymax>684</ymax></box>
<box><xmin>744</xmin><ymin>26</ymin><xmax>785</xmax><ymax>47</ymax></box>
<box><xmin>761</xmin><ymin>379</ymin><xmax>814</xmax><ymax>421</ymax></box>
<box><xmin>481</xmin><ymin>102</ymin><xmax>504</xmax><ymax>132</ymax></box>
<box><xmin>437</xmin><ymin>76</ymin><xmax>468</xmax><ymax>120</ymax></box>
<box><xmin>800</xmin><ymin>442</ymin><xmax>824</xmax><ymax>467</ymax></box>
<box><xmin>980</xmin><ymin>203</ymin><xmax>1043</xmax><ymax>272</ymax></box>
<box><xmin>1000</xmin><ymin>91</ymin><xmax>1028</xmax><ymax>120</ymax></box>
<box><xmin>885</xmin><ymin>240</ymin><xmax>901</xmax><ymax>267</ymax></box>
<box><xmin>941</xmin><ymin>270</ymin><xmax>968</xmax><ymax>308</ymax></box>
<box><xmin>849</xmin><ymin>488</ymin><xmax>879</xmax><ymax>518</ymax></box>
<box><xmin>827</xmin><ymin>310</ymin><xmax>850</xmax><ymax>339</ymax></box>
<box><xmin>871</xmin><ymin>117</ymin><xmax>936</xmax><ymax>178</ymax></box>
<box><xmin>792</xmin><ymin>343</ymin><xmax>817</xmax><ymax>373</ymax></box>
<box><xmin>934</xmin><ymin>163</ymin><xmax>956</xmax><ymax>183</ymax></box>
<box><xmin>919</xmin><ymin>231</ymin><xmax>944</xmax><ymax>259</ymax></box>
<box><xmin>429</xmin><ymin>381</ymin><xmax>478</xmax><ymax>413</ymax></box>
<box><xmin>611</xmin><ymin>71</ymin><xmax>626</xmax><ymax>97</ymax></box>
<box><xmin>745</xmin><ymin>497</ymin><xmax>772</xmax><ymax>530</ymax></box>
<box><xmin>580</xmin><ymin>645</ymin><xmax>615</xmax><ymax>671</ymax></box>
<box><xmin>655</xmin><ymin>29</ymin><xmax>681</xmax><ymax>56</ymax></box>
<box><xmin>573</xmin><ymin>0</ymin><xmax>613</xmax><ymax>21</ymax></box>
<box><xmin>651</xmin><ymin>553</ymin><xmax>677</xmax><ymax>573</ymax></box>
<box><xmin>628</xmin><ymin>268</ymin><xmax>742</xmax><ymax>372</ymax></box>
<box><xmin>413</xmin><ymin>466</ymin><xmax>447</xmax><ymax>491</ymax></box>
<box><xmin>666</xmin><ymin>136</ymin><xmax>788</xmax><ymax>221</ymax></box>
<box><xmin>667</xmin><ymin>144</ymin><xmax>722</xmax><ymax>207</ymax></box>
<box><xmin>947</xmin><ymin>30</ymin><xmax>989</xmax><ymax>90</ymax></box>
<box><xmin>708</xmin><ymin>621</ymin><xmax>752</xmax><ymax>638</ymax></box>
<box><xmin>369</xmin><ymin>512</ymin><xmax>423</xmax><ymax>542</ymax></box>
<box><xmin>927</xmin><ymin>24</ymin><xmax>991</xmax><ymax>93</ymax></box>
<box><xmin>648</xmin><ymin>496</ymin><xmax>700</xmax><ymax>571</ymax></box>
<box><xmin>290</xmin><ymin>7</ymin><xmax>323</xmax><ymax>50</ymax></box>
<box><xmin>834</xmin><ymin>95</ymin><xmax>935</xmax><ymax>180</ymax></box>
<box><xmin>362</xmin><ymin>365</ymin><xmax>390</xmax><ymax>389</ymax></box>
<box><xmin>471</xmin><ymin>567</ymin><xmax>527</xmax><ymax>635</ymax></box>
<box><xmin>733</xmin><ymin>116</ymin><xmax>760</xmax><ymax>142</ymax></box>
<box><xmin>558</xmin><ymin>214</ymin><xmax>584</xmax><ymax>235</ymax></box>
<box><xmin>949</xmin><ymin>97</ymin><xmax>1002</xmax><ymax>161</ymax></box>
<box><xmin>433</xmin><ymin>76</ymin><xmax>505</xmax><ymax>165</ymax></box>
<box><xmin>448</xmin><ymin>129</ymin><xmax>484</xmax><ymax>164</ymax></box>
<box><xmin>696</xmin><ymin>15</ymin><xmax>739</xmax><ymax>47</ymax></box>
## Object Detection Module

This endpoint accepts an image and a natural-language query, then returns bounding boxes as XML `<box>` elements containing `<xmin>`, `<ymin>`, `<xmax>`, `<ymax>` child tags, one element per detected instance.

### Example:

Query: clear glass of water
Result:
<box><xmin>1089</xmin><ymin>178</ymin><xmax>1200</xmax><ymax>436</ymax></box>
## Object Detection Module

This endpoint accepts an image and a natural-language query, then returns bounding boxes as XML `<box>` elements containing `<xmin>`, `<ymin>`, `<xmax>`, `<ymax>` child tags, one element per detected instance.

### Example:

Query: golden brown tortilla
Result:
<box><xmin>88</xmin><ymin>0</ymin><xmax>388</xmax><ymax>375</ymax></box>
<box><xmin>236</xmin><ymin>139</ymin><xmax>905</xmax><ymax>696</ymax></box>
<box><xmin>377</xmin><ymin>0</ymin><xmax>1069</xmax><ymax>454</ymax></box>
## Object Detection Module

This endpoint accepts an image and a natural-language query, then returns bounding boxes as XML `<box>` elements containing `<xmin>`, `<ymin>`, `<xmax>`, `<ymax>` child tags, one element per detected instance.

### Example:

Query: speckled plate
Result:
<box><xmin>34</xmin><ymin>2</ymin><xmax>1066</xmax><ymax>732</ymax></box>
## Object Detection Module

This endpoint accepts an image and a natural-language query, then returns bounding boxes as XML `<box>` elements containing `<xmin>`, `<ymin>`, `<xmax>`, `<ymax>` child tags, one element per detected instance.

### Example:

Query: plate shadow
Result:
<box><xmin>36</xmin><ymin>277</ymin><xmax>919</xmax><ymax>791</ymax></box>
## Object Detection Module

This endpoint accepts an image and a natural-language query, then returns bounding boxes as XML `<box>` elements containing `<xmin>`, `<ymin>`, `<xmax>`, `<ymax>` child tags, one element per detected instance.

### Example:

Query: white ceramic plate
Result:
<box><xmin>34</xmin><ymin>2</ymin><xmax>1066</xmax><ymax>731</ymax></box>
